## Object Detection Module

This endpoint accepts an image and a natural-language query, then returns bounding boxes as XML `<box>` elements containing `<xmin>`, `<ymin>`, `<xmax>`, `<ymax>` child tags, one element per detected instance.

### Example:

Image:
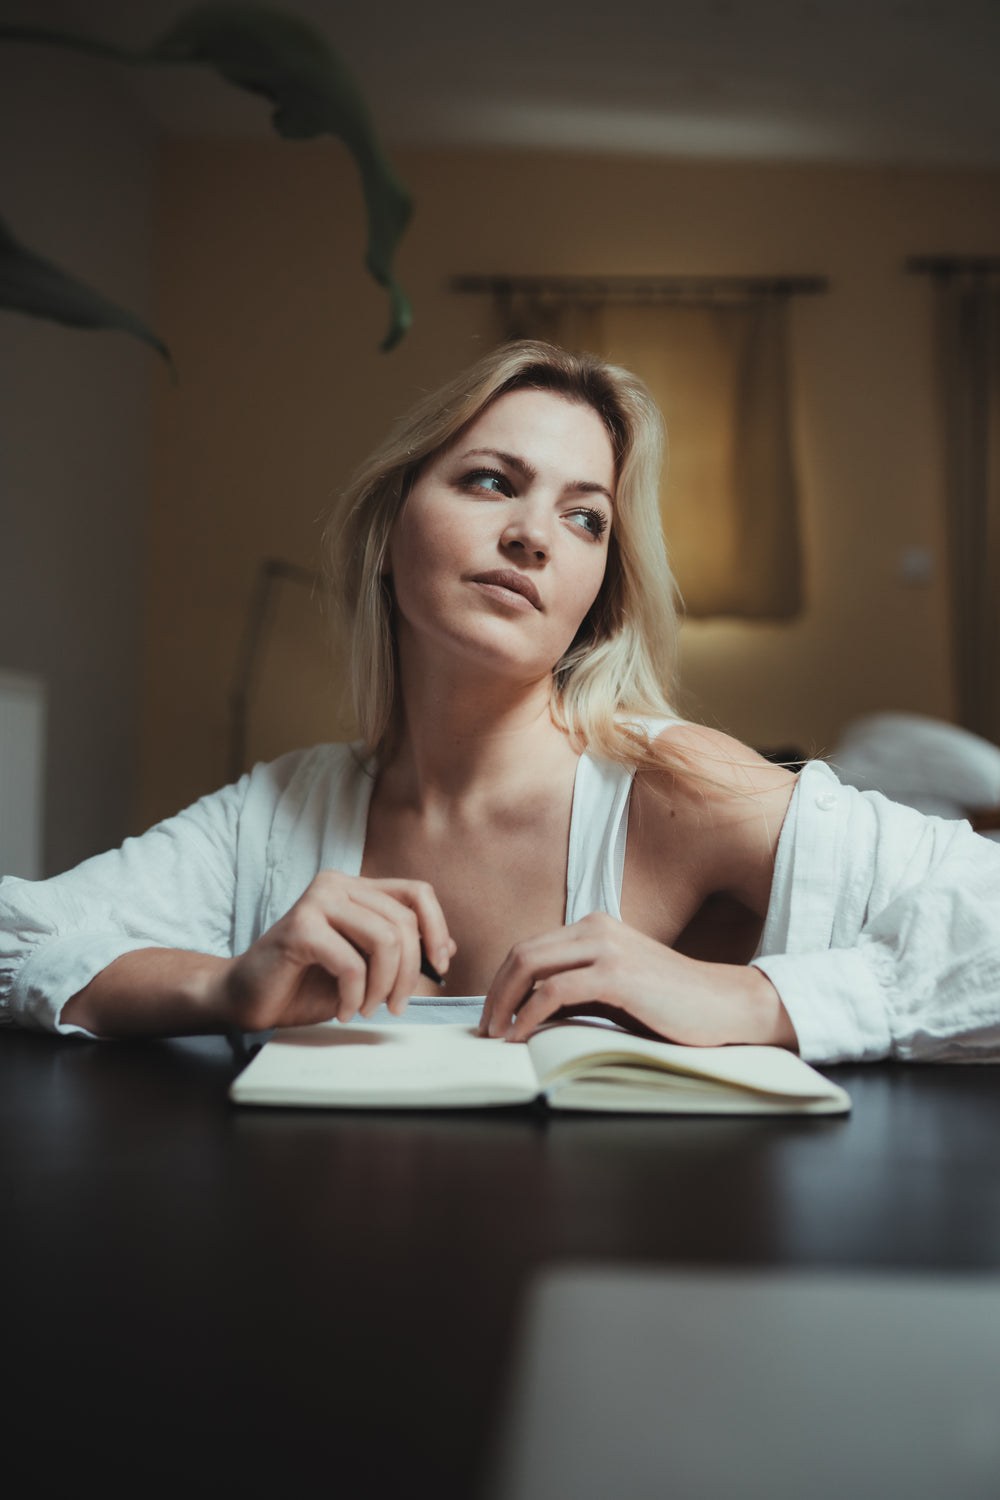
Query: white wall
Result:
<box><xmin>0</xmin><ymin>12</ymin><xmax>155</xmax><ymax>873</ymax></box>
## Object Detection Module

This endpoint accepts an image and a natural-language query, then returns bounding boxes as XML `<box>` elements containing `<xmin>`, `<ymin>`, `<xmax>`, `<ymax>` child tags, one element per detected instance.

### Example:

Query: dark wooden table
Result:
<box><xmin>4</xmin><ymin>1031</ymin><xmax>1000</xmax><ymax>1499</ymax></box>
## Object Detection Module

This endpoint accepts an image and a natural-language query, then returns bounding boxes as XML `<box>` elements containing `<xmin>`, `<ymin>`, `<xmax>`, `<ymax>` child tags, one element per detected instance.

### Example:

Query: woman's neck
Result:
<box><xmin>380</xmin><ymin>657</ymin><xmax>577</xmax><ymax>815</ymax></box>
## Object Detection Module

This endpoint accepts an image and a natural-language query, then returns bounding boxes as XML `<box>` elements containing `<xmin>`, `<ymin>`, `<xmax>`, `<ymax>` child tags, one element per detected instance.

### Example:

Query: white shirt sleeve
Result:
<box><xmin>0</xmin><ymin>776</ymin><xmax>251</xmax><ymax>1037</ymax></box>
<box><xmin>752</xmin><ymin>761</ymin><xmax>1000</xmax><ymax>1065</ymax></box>
<box><xmin>0</xmin><ymin>744</ymin><xmax>364</xmax><ymax>1039</ymax></box>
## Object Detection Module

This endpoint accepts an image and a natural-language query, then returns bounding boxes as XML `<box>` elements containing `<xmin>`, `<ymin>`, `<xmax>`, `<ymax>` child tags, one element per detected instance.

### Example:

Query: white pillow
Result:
<box><xmin>828</xmin><ymin>712</ymin><xmax>1000</xmax><ymax>814</ymax></box>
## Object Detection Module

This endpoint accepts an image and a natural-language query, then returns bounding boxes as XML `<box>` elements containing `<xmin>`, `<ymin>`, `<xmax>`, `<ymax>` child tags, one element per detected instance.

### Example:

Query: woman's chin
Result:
<box><xmin>404</xmin><ymin>619</ymin><xmax>568</xmax><ymax>684</ymax></box>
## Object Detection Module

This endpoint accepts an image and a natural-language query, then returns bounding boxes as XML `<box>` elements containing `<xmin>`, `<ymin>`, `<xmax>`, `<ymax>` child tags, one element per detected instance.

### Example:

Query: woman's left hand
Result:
<box><xmin>477</xmin><ymin>911</ymin><xmax>797</xmax><ymax>1049</ymax></box>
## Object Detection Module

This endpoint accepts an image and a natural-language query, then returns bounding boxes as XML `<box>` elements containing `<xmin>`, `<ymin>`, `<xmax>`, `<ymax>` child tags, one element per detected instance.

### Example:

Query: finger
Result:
<box><xmin>479</xmin><ymin>906</ymin><xmax>620</xmax><ymax>1038</ymax></box>
<box><xmin>507</xmin><ymin>968</ymin><xmax>606</xmax><ymax>1042</ymax></box>
<box><xmin>331</xmin><ymin>886</ymin><xmax>423</xmax><ymax>1016</ymax></box>
<box><xmin>320</xmin><ymin>901</ymin><xmax>410</xmax><ymax>1021</ymax></box>
<box><xmin>310</xmin><ymin>919</ymin><xmax>373</xmax><ymax>1022</ymax></box>
<box><xmin>365</xmin><ymin>878</ymin><xmax>455</xmax><ymax>978</ymax></box>
<box><xmin>263</xmin><ymin>910</ymin><xmax>371</xmax><ymax>1026</ymax></box>
<box><xmin>305</xmin><ymin>874</ymin><xmax>446</xmax><ymax>1018</ymax></box>
<box><xmin>351</xmin><ymin>881</ymin><xmax>452</xmax><ymax>1011</ymax></box>
<box><xmin>289</xmin><ymin>888</ymin><xmax>406</xmax><ymax>1021</ymax></box>
<box><xmin>359</xmin><ymin>901</ymin><xmax>420</xmax><ymax>1018</ymax></box>
<box><xmin>482</xmin><ymin>930</ymin><xmax>596</xmax><ymax>1037</ymax></box>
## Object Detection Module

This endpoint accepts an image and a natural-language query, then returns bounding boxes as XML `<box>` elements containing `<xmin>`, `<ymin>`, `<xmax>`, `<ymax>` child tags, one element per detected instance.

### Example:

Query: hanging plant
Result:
<box><xmin>0</xmin><ymin>3</ymin><xmax>414</xmax><ymax>363</ymax></box>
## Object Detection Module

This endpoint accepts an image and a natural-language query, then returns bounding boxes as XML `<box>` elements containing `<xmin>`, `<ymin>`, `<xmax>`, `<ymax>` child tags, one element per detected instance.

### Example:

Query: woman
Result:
<box><xmin>2</xmin><ymin>342</ymin><xmax>998</xmax><ymax>1062</ymax></box>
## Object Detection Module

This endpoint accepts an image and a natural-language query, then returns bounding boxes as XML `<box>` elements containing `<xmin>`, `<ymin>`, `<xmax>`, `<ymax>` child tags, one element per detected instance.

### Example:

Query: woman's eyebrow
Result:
<box><xmin>458</xmin><ymin>447</ymin><xmax>614</xmax><ymax>504</ymax></box>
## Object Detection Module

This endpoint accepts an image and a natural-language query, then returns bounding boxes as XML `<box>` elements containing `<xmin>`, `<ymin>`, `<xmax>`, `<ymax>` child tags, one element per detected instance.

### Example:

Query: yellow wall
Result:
<box><xmin>141</xmin><ymin>142</ymin><xmax>1000</xmax><ymax>827</ymax></box>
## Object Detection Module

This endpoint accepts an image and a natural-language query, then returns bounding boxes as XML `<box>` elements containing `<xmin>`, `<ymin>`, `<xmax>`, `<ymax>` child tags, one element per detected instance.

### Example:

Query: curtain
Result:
<box><xmin>937</xmin><ymin>274</ymin><xmax>1000</xmax><ymax>743</ymax></box>
<box><xmin>496</xmin><ymin>291</ymin><xmax>803</xmax><ymax>619</ymax></box>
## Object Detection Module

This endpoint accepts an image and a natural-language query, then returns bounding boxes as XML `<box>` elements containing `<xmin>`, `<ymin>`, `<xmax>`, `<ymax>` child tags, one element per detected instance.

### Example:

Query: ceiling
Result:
<box><xmin>20</xmin><ymin>0</ymin><xmax>1000</xmax><ymax>164</ymax></box>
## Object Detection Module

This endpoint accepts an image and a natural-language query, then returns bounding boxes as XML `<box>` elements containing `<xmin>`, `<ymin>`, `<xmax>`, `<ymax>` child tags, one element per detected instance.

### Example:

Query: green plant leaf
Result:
<box><xmin>0</xmin><ymin>5</ymin><xmax>414</xmax><ymax>351</ymax></box>
<box><xmin>148</xmin><ymin>5</ymin><xmax>414</xmax><ymax>350</ymax></box>
<box><xmin>0</xmin><ymin>214</ymin><xmax>174</xmax><ymax>366</ymax></box>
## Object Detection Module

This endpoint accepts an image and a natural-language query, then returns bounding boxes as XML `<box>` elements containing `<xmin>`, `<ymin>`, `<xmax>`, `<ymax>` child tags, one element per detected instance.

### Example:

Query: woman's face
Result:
<box><xmin>386</xmin><ymin>388</ymin><xmax>616</xmax><ymax>683</ymax></box>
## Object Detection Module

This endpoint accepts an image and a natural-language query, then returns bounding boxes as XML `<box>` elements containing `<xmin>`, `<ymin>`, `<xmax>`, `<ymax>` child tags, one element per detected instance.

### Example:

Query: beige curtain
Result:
<box><xmin>497</xmin><ymin>292</ymin><xmax>803</xmax><ymax>619</ymax></box>
<box><xmin>937</xmin><ymin>275</ymin><xmax>1000</xmax><ymax>743</ymax></box>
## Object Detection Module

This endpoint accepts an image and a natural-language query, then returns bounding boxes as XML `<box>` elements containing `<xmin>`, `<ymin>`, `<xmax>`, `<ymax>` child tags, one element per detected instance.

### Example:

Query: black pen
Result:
<box><xmin>420</xmin><ymin>945</ymin><xmax>445</xmax><ymax>987</ymax></box>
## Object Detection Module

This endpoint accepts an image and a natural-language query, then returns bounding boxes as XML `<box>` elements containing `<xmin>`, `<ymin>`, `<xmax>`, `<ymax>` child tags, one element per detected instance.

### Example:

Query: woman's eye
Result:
<box><xmin>567</xmin><ymin>507</ymin><xmax>609</xmax><ymax>540</ymax></box>
<box><xmin>462</xmin><ymin>468</ymin><xmax>513</xmax><ymax>496</ymax></box>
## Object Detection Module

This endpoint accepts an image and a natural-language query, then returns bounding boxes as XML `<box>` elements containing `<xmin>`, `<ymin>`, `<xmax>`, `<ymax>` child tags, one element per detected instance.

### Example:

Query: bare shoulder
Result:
<box><xmin>645</xmin><ymin>722</ymin><xmax>797</xmax><ymax>803</ymax></box>
<box><xmin>629</xmin><ymin>723</ymin><xmax>798</xmax><ymax>910</ymax></box>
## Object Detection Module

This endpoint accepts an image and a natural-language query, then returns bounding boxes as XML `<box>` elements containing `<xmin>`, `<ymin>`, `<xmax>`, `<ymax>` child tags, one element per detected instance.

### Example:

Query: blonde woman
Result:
<box><xmin>2</xmin><ymin>342</ymin><xmax>998</xmax><ymax>1062</ymax></box>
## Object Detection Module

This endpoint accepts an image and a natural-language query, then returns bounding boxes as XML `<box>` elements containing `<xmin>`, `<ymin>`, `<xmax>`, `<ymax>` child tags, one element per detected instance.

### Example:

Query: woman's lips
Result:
<box><xmin>470</xmin><ymin>570</ymin><xmax>542</xmax><ymax>610</ymax></box>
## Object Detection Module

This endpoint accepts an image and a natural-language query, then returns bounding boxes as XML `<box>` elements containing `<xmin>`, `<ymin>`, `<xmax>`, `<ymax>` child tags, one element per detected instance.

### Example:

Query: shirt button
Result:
<box><xmin>815</xmin><ymin>792</ymin><xmax>837</xmax><ymax>812</ymax></box>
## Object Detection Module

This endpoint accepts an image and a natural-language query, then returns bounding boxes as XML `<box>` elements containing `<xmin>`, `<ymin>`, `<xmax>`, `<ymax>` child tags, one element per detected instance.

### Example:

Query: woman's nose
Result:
<box><xmin>500</xmin><ymin>508</ymin><xmax>550</xmax><ymax>564</ymax></box>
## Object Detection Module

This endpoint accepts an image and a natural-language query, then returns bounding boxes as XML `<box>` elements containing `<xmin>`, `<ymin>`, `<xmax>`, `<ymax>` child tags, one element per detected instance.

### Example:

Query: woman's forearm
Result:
<box><xmin>59</xmin><ymin>871</ymin><xmax>456</xmax><ymax>1039</ymax></box>
<box><xmin>61</xmin><ymin>949</ymin><xmax>231</xmax><ymax>1038</ymax></box>
<box><xmin>725</xmin><ymin>962</ymin><xmax>799</xmax><ymax>1049</ymax></box>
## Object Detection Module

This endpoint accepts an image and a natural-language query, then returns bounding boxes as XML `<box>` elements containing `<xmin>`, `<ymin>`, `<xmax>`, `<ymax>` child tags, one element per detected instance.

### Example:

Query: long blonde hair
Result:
<box><xmin>324</xmin><ymin>340</ymin><xmax>681</xmax><ymax>768</ymax></box>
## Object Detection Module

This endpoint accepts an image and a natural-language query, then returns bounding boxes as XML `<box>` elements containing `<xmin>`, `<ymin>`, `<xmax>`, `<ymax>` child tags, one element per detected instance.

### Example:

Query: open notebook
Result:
<box><xmin>229</xmin><ymin>1019</ymin><xmax>850</xmax><ymax>1115</ymax></box>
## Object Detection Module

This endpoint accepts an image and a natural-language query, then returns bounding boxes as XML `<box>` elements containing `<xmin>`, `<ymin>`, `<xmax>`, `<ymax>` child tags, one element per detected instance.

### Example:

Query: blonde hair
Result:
<box><xmin>324</xmin><ymin>340</ymin><xmax>681</xmax><ymax>769</ymax></box>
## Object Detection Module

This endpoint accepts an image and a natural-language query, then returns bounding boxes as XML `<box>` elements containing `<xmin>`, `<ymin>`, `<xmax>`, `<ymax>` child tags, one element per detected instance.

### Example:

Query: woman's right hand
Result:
<box><xmin>214</xmin><ymin>872</ymin><xmax>454</xmax><ymax>1032</ymax></box>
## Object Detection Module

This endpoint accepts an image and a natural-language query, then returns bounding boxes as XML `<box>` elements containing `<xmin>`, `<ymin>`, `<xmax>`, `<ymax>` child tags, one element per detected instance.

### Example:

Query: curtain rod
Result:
<box><xmin>907</xmin><ymin>256</ymin><xmax>1000</xmax><ymax>278</ymax></box>
<box><xmin>451</xmin><ymin>273</ymin><xmax>829</xmax><ymax>301</ymax></box>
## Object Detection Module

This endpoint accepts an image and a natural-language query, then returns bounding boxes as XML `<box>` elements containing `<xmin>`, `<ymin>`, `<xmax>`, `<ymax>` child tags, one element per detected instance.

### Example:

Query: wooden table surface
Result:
<box><xmin>4</xmin><ymin>1030</ymin><xmax>1000</xmax><ymax>1499</ymax></box>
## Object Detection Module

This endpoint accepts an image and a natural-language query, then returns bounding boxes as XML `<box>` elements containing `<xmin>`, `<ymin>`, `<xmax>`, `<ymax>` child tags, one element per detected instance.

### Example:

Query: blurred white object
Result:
<box><xmin>0</xmin><ymin>670</ymin><xmax>46</xmax><ymax>879</ymax></box>
<box><xmin>829</xmin><ymin>712</ymin><xmax>1000</xmax><ymax>837</ymax></box>
<box><xmin>492</xmin><ymin>1267</ymin><xmax>1000</xmax><ymax>1500</ymax></box>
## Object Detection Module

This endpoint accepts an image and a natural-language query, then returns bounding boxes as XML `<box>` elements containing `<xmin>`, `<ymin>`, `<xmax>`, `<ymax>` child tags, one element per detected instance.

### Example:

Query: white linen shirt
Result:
<box><xmin>1</xmin><ymin>745</ymin><xmax>999</xmax><ymax>1065</ymax></box>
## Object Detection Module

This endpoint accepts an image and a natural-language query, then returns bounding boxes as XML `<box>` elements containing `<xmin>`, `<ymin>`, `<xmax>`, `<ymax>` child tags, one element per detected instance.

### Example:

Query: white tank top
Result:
<box><xmin>332</xmin><ymin>719</ymin><xmax>679</xmax><ymax>1026</ymax></box>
